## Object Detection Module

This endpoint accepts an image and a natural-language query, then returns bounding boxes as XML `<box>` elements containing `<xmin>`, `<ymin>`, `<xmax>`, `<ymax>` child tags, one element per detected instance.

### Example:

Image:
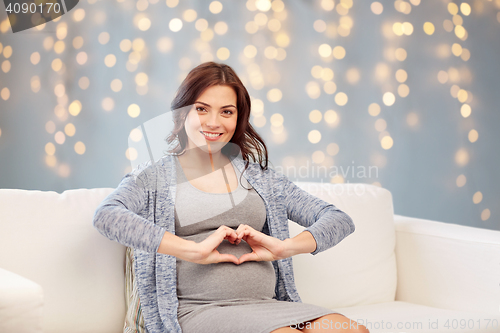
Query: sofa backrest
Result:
<box><xmin>288</xmin><ymin>182</ymin><xmax>397</xmax><ymax>309</ymax></box>
<box><xmin>0</xmin><ymin>182</ymin><xmax>396</xmax><ymax>332</ymax></box>
<box><xmin>0</xmin><ymin>188</ymin><xmax>120</xmax><ymax>333</ymax></box>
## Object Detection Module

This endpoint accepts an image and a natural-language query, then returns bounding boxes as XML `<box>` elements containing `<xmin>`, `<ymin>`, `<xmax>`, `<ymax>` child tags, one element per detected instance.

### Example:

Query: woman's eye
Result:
<box><xmin>223</xmin><ymin>110</ymin><xmax>233</xmax><ymax>115</ymax></box>
<box><xmin>196</xmin><ymin>107</ymin><xmax>206</xmax><ymax>112</ymax></box>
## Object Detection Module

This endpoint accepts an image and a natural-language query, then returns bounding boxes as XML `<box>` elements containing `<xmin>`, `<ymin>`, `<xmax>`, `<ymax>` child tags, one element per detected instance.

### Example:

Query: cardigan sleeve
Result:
<box><xmin>271</xmin><ymin>169</ymin><xmax>355</xmax><ymax>255</ymax></box>
<box><xmin>92</xmin><ymin>160</ymin><xmax>167</xmax><ymax>254</ymax></box>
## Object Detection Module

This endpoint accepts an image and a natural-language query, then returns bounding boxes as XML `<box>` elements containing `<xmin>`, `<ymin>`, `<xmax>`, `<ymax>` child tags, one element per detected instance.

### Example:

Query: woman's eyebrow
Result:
<box><xmin>194</xmin><ymin>101</ymin><xmax>236</xmax><ymax>109</ymax></box>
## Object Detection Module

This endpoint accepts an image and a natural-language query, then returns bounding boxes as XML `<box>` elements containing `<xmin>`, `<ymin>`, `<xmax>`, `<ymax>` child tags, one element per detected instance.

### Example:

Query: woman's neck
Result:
<box><xmin>179</xmin><ymin>146</ymin><xmax>228</xmax><ymax>172</ymax></box>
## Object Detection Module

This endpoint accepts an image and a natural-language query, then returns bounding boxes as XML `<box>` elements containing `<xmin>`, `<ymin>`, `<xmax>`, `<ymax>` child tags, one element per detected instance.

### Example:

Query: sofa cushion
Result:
<box><xmin>0</xmin><ymin>188</ymin><xmax>123</xmax><ymax>333</ymax></box>
<box><xmin>124</xmin><ymin>247</ymin><xmax>146</xmax><ymax>333</ymax></box>
<box><xmin>288</xmin><ymin>182</ymin><xmax>397</xmax><ymax>309</ymax></box>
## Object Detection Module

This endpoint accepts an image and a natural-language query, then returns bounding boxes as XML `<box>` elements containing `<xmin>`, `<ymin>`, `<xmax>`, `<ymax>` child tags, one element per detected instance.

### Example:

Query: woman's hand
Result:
<box><xmin>187</xmin><ymin>225</ymin><xmax>240</xmax><ymax>265</ymax></box>
<box><xmin>235</xmin><ymin>224</ymin><xmax>290</xmax><ymax>263</ymax></box>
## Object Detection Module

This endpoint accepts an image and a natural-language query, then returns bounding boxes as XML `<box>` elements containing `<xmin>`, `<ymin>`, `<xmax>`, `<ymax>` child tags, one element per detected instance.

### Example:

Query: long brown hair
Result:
<box><xmin>165</xmin><ymin>62</ymin><xmax>269</xmax><ymax>174</ymax></box>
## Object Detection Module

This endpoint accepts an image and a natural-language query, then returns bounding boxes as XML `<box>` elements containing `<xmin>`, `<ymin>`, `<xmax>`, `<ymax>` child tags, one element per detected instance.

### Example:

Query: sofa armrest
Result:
<box><xmin>0</xmin><ymin>268</ymin><xmax>43</xmax><ymax>333</ymax></box>
<box><xmin>394</xmin><ymin>214</ymin><xmax>500</xmax><ymax>314</ymax></box>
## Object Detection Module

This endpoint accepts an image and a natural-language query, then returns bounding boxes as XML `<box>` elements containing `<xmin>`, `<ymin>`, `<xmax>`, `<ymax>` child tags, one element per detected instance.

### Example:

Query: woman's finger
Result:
<box><xmin>218</xmin><ymin>253</ymin><xmax>240</xmax><ymax>265</ymax></box>
<box><xmin>238</xmin><ymin>251</ymin><xmax>261</xmax><ymax>264</ymax></box>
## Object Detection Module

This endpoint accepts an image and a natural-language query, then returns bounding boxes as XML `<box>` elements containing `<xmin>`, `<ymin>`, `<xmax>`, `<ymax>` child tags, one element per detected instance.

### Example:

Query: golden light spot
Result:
<box><xmin>1</xmin><ymin>60</ymin><xmax>10</xmax><ymax>73</ymax></box>
<box><xmin>451</xmin><ymin>43</ymin><xmax>462</xmax><ymax>57</ymax></box>
<box><xmin>448</xmin><ymin>2</ymin><xmax>458</xmax><ymax>15</ymax></box>
<box><xmin>452</xmin><ymin>14</ymin><xmax>463</xmax><ymax>26</ymax></box>
<box><xmin>455</xmin><ymin>25</ymin><xmax>466</xmax><ymax>39</ymax></box>
<box><xmin>201</xmin><ymin>28</ymin><xmax>215</xmax><ymax>41</ymax></box>
<box><xmin>74</xmin><ymin>141</ymin><xmax>86</xmax><ymax>155</ymax></box>
<box><xmin>313</xmin><ymin>19</ymin><xmax>327</xmax><ymax>32</ymax></box>
<box><xmin>128</xmin><ymin>104</ymin><xmax>140</xmax><ymax>118</ymax></box>
<box><xmin>136</xmin><ymin>0</ymin><xmax>148</xmax><ymax>11</ymax></box>
<box><xmin>267</xmin><ymin>18</ymin><xmax>281</xmax><ymax>32</ymax></box>
<box><xmin>383</xmin><ymin>92</ymin><xmax>395</xmax><ymax>106</ymax></box>
<box><xmin>104</xmin><ymin>54</ymin><xmax>117</xmax><ymax>67</ymax></box>
<box><xmin>460</xmin><ymin>3</ymin><xmax>471</xmax><ymax>16</ymax></box>
<box><xmin>443</xmin><ymin>19</ymin><xmax>454</xmax><ymax>32</ymax></box>
<box><xmin>72</xmin><ymin>8</ymin><xmax>85</xmax><ymax>21</ymax></box>
<box><xmin>371</xmin><ymin>2</ymin><xmax>383</xmax><ymax>15</ymax></box>
<box><xmin>321</xmin><ymin>68</ymin><xmax>334</xmax><ymax>81</ymax></box>
<box><xmin>457</xmin><ymin>89</ymin><xmax>468</xmax><ymax>103</ymax></box>
<box><xmin>56</xmin><ymin>23</ymin><xmax>68</xmax><ymax>40</ymax></box>
<box><xmin>45</xmin><ymin>142</ymin><xmax>56</xmax><ymax>155</ymax></box>
<box><xmin>169</xmin><ymin>18</ymin><xmax>183</xmax><ymax>32</ymax></box>
<box><xmin>324</xmin><ymin>81</ymin><xmax>337</xmax><ymax>94</ymax></box>
<box><xmin>375</xmin><ymin>63</ymin><xmax>390</xmax><ymax>81</ymax></box>
<box><xmin>244</xmin><ymin>20</ymin><xmax>258</xmax><ymax>33</ymax></box>
<box><xmin>209</xmin><ymin>1</ymin><xmax>223</xmax><ymax>14</ymax></box>
<box><xmin>402</xmin><ymin>22</ymin><xmax>413</xmax><ymax>35</ymax></box>
<box><xmin>335</xmin><ymin>92</ymin><xmax>348</xmax><ymax>106</ymax></box>
<box><xmin>461</xmin><ymin>104</ymin><xmax>471</xmax><ymax>118</ymax></box>
<box><xmin>69</xmin><ymin>100</ymin><xmax>82</xmax><ymax>116</ymax></box>
<box><xmin>306</xmin><ymin>81</ymin><xmax>321</xmax><ymax>99</ymax></box>
<box><xmin>73</xmin><ymin>36</ymin><xmax>84</xmax><ymax>49</ymax></box>
<box><xmin>448</xmin><ymin>67</ymin><xmax>460</xmax><ymax>82</ymax></box>
<box><xmin>327</xmin><ymin>142</ymin><xmax>339</xmax><ymax>156</ymax></box>
<box><xmin>375</xmin><ymin>118</ymin><xmax>387</xmax><ymax>132</ymax></box>
<box><xmin>253</xmin><ymin>116</ymin><xmax>266</xmax><ymax>127</ymax></box>
<box><xmin>102</xmin><ymin>97</ymin><xmax>115</xmax><ymax>111</ymax></box>
<box><xmin>214</xmin><ymin>21</ymin><xmax>228</xmax><ymax>35</ymax></box>
<box><xmin>450</xmin><ymin>85</ymin><xmax>460</xmax><ymax>98</ymax></box>
<box><xmin>270</xmin><ymin>113</ymin><xmax>284</xmax><ymax>126</ymax></box>
<box><xmin>456</xmin><ymin>174</ymin><xmax>466</xmax><ymax>187</ymax></box>
<box><xmin>267</xmin><ymin>88</ymin><xmax>282</xmax><ymax>102</ymax></box>
<box><xmin>308</xmin><ymin>130</ymin><xmax>321</xmax><ymax>144</ymax></box>
<box><xmin>468</xmin><ymin>129</ymin><xmax>478</xmax><ymax>143</ymax></box>
<box><xmin>43</xmin><ymin>37</ymin><xmax>54</xmax><ymax>51</ymax></box>
<box><xmin>183</xmin><ymin>9</ymin><xmax>197</xmax><ymax>22</ymax></box>
<box><xmin>64</xmin><ymin>123</ymin><xmax>76</xmax><ymax>137</ymax></box>
<box><xmin>318</xmin><ymin>44</ymin><xmax>332</xmax><ymax>57</ymax></box>
<box><xmin>423</xmin><ymin>22</ymin><xmax>435</xmax><ymax>35</ymax></box>
<box><xmin>254</xmin><ymin>13</ymin><xmax>268</xmax><ymax>26</ymax></box>
<box><xmin>395</xmin><ymin>48</ymin><xmax>407</xmax><ymax>61</ymax></box>
<box><xmin>30</xmin><ymin>52</ymin><xmax>40</xmax><ymax>65</ymax></box>
<box><xmin>264</xmin><ymin>46</ymin><xmax>278</xmax><ymax>59</ymax></box>
<box><xmin>58</xmin><ymin>164</ymin><xmax>70</xmax><ymax>178</ymax></box>
<box><xmin>130</xmin><ymin>128</ymin><xmax>143</xmax><ymax>142</ymax></box>
<box><xmin>312</xmin><ymin>150</ymin><xmax>325</xmax><ymax>164</ymax></box>
<box><xmin>157</xmin><ymin>37</ymin><xmax>173</xmax><ymax>53</ymax></box>
<box><xmin>406</xmin><ymin>112</ymin><xmax>419</xmax><ymax>127</ymax></box>
<box><xmin>481</xmin><ymin>209</ymin><xmax>490</xmax><ymax>221</ymax></box>
<box><xmin>45</xmin><ymin>121</ymin><xmax>56</xmax><ymax>134</ymax></box>
<box><xmin>54</xmin><ymin>40</ymin><xmax>65</xmax><ymax>54</ymax></box>
<box><xmin>309</xmin><ymin>110</ymin><xmax>322</xmax><ymax>123</ymax></box>
<box><xmin>54</xmin><ymin>84</ymin><xmax>65</xmax><ymax>97</ymax></box>
<box><xmin>118</xmin><ymin>39</ymin><xmax>131</xmax><ymax>53</ymax></box>
<box><xmin>455</xmin><ymin>148</ymin><xmax>469</xmax><ymax>166</ymax></box>
<box><xmin>78</xmin><ymin>77</ymin><xmax>90</xmax><ymax>90</ymax></box>
<box><xmin>398</xmin><ymin>84</ymin><xmax>410</xmax><ymax>97</ymax></box>
<box><xmin>332</xmin><ymin>46</ymin><xmax>346</xmax><ymax>59</ymax></box>
<box><xmin>45</xmin><ymin>155</ymin><xmax>57</xmax><ymax>167</ymax></box>
<box><xmin>271</xmin><ymin>0</ymin><xmax>285</xmax><ymax>12</ymax></box>
<box><xmin>138</xmin><ymin>18</ymin><xmax>151</xmax><ymax>31</ymax></box>
<box><xmin>131</xmin><ymin>38</ymin><xmax>145</xmax><ymax>52</ymax></box>
<box><xmin>437</xmin><ymin>70</ymin><xmax>448</xmax><ymax>84</ymax></box>
<box><xmin>336</xmin><ymin>2</ymin><xmax>349</xmax><ymax>15</ymax></box>
<box><xmin>98</xmin><ymin>32</ymin><xmax>110</xmax><ymax>45</ymax></box>
<box><xmin>166</xmin><ymin>0</ymin><xmax>179</xmax><ymax>8</ymax></box>
<box><xmin>321</xmin><ymin>0</ymin><xmax>335</xmax><ymax>11</ymax></box>
<box><xmin>436</xmin><ymin>44</ymin><xmax>451</xmax><ymax>58</ymax></box>
<box><xmin>126</xmin><ymin>147</ymin><xmax>138</xmax><ymax>161</ymax></box>
<box><xmin>381</xmin><ymin>135</ymin><xmax>393</xmax><ymax>149</ymax></box>
<box><xmin>76</xmin><ymin>52</ymin><xmax>88</xmax><ymax>65</ymax></box>
<box><xmin>331</xmin><ymin>175</ymin><xmax>345</xmax><ymax>184</ymax></box>
<box><xmin>51</xmin><ymin>58</ymin><xmax>63</xmax><ymax>71</ymax></box>
<box><xmin>395</xmin><ymin>69</ymin><xmax>407</xmax><ymax>82</ymax></box>
<box><xmin>216</xmin><ymin>47</ymin><xmax>230</xmax><ymax>60</ymax></box>
<box><xmin>244</xmin><ymin>45</ymin><xmax>258</xmax><ymax>58</ymax></box>
<box><xmin>111</xmin><ymin>79</ymin><xmax>122</xmax><ymax>92</ymax></box>
<box><xmin>324</xmin><ymin>110</ymin><xmax>338</xmax><ymax>125</ymax></box>
<box><xmin>393</xmin><ymin>22</ymin><xmax>403</xmax><ymax>36</ymax></box>
<box><xmin>368</xmin><ymin>103</ymin><xmax>381</xmax><ymax>116</ymax></box>
<box><xmin>346</xmin><ymin>68</ymin><xmax>360</xmax><ymax>84</ymax></box>
<box><xmin>54</xmin><ymin>105</ymin><xmax>67</xmax><ymax>119</ymax></box>
<box><xmin>461</xmin><ymin>48</ymin><xmax>471</xmax><ymax>61</ymax></box>
<box><xmin>135</xmin><ymin>72</ymin><xmax>148</xmax><ymax>86</ymax></box>
<box><xmin>276</xmin><ymin>33</ymin><xmax>290</xmax><ymax>47</ymax></box>
<box><xmin>54</xmin><ymin>131</ymin><xmax>66</xmax><ymax>144</ymax></box>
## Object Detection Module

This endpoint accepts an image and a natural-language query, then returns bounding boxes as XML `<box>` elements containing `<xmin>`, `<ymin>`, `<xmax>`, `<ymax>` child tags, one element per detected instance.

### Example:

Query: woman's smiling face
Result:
<box><xmin>184</xmin><ymin>85</ymin><xmax>238</xmax><ymax>153</ymax></box>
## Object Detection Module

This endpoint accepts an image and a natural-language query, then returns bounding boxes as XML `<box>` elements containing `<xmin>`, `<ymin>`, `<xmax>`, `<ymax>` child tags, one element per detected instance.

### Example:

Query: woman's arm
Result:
<box><xmin>93</xmin><ymin>160</ymin><xmax>240</xmax><ymax>264</ymax></box>
<box><xmin>271</xmin><ymin>169</ymin><xmax>355</xmax><ymax>255</ymax></box>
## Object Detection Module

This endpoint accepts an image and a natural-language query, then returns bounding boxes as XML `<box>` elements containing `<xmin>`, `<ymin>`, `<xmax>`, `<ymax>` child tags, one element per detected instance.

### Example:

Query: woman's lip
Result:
<box><xmin>200</xmin><ymin>131</ymin><xmax>223</xmax><ymax>141</ymax></box>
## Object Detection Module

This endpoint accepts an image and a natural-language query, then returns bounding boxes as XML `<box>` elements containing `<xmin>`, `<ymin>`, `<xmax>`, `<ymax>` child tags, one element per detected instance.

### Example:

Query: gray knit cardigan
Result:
<box><xmin>93</xmin><ymin>153</ymin><xmax>355</xmax><ymax>333</ymax></box>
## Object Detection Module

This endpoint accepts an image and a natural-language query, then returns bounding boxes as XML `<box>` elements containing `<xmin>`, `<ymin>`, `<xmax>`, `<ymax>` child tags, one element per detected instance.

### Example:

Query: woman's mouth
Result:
<box><xmin>200</xmin><ymin>131</ymin><xmax>223</xmax><ymax>141</ymax></box>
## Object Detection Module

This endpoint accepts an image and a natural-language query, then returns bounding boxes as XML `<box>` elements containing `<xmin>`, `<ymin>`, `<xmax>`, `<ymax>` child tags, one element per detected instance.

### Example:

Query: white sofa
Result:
<box><xmin>1</xmin><ymin>183</ymin><xmax>499</xmax><ymax>333</ymax></box>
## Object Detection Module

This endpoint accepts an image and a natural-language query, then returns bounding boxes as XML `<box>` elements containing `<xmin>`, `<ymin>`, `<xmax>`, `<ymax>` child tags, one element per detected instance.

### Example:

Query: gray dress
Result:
<box><xmin>174</xmin><ymin>156</ymin><xmax>339</xmax><ymax>333</ymax></box>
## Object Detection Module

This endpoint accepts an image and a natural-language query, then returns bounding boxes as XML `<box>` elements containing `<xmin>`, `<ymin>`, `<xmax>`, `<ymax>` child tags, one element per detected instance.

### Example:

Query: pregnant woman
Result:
<box><xmin>93</xmin><ymin>62</ymin><xmax>368</xmax><ymax>333</ymax></box>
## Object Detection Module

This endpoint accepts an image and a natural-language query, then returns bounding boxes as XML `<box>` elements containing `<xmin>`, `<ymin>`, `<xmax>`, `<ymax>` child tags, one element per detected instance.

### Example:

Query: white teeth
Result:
<box><xmin>201</xmin><ymin>131</ymin><xmax>222</xmax><ymax>138</ymax></box>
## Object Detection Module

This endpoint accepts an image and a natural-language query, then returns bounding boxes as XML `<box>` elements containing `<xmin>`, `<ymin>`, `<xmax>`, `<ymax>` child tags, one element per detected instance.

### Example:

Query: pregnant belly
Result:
<box><xmin>176</xmin><ymin>239</ymin><xmax>276</xmax><ymax>302</ymax></box>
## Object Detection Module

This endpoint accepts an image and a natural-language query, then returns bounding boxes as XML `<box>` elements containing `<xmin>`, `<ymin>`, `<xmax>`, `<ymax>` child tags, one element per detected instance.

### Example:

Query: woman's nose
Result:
<box><xmin>205</xmin><ymin>112</ymin><xmax>221</xmax><ymax>128</ymax></box>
